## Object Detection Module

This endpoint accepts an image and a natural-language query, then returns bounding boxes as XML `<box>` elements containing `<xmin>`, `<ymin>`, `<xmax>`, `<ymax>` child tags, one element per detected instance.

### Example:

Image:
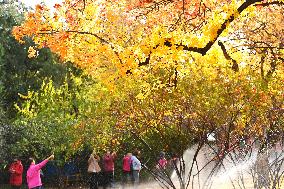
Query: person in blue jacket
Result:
<box><xmin>130</xmin><ymin>150</ymin><xmax>141</xmax><ymax>189</ymax></box>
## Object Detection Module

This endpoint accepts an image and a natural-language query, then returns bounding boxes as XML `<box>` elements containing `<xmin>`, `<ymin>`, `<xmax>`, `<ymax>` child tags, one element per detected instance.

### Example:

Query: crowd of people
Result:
<box><xmin>87</xmin><ymin>149</ymin><xmax>142</xmax><ymax>189</ymax></box>
<box><xmin>7</xmin><ymin>150</ymin><xmax>171</xmax><ymax>189</ymax></box>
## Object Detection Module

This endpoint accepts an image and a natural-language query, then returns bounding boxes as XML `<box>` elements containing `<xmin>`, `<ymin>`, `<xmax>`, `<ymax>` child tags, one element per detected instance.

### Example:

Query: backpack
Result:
<box><xmin>130</xmin><ymin>158</ymin><xmax>134</xmax><ymax>171</ymax></box>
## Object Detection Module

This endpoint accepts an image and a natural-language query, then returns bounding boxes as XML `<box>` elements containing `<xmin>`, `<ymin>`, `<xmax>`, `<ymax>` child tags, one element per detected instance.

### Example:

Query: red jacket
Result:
<box><xmin>103</xmin><ymin>153</ymin><xmax>116</xmax><ymax>172</ymax></box>
<box><xmin>122</xmin><ymin>155</ymin><xmax>131</xmax><ymax>172</ymax></box>
<box><xmin>9</xmin><ymin>160</ymin><xmax>23</xmax><ymax>186</ymax></box>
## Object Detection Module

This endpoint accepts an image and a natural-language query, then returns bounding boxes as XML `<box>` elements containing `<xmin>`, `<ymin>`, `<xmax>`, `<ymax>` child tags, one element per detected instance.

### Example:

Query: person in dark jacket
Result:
<box><xmin>9</xmin><ymin>158</ymin><xmax>23</xmax><ymax>189</ymax></box>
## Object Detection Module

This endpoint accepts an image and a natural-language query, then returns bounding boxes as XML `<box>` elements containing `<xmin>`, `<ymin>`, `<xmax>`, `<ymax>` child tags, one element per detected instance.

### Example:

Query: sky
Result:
<box><xmin>20</xmin><ymin>0</ymin><xmax>62</xmax><ymax>9</ymax></box>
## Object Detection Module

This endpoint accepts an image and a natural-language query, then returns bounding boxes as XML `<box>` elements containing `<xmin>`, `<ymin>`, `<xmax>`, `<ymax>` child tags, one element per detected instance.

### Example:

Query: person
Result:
<box><xmin>169</xmin><ymin>153</ymin><xmax>179</xmax><ymax>169</ymax></box>
<box><xmin>156</xmin><ymin>151</ymin><xmax>168</xmax><ymax>170</ymax></box>
<box><xmin>88</xmin><ymin>152</ymin><xmax>101</xmax><ymax>189</ymax></box>
<box><xmin>131</xmin><ymin>150</ymin><xmax>141</xmax><ymax>189</ymax></box>
<box><xmin>121</xmin><ymin>153</ymin><xmax>132</xmax><ymax>189</ymax></box>
<box><xmin>102</xmin><ymin>150</ymin><xmax>117</xmax><ymax>189</ymax></box>
<box><xmin>9</xmin><ymin>158</ymin><xmax>23</xmax><ymax>189</ymax></box>
<box><xmin>26</xmin><ymin>154</ymin><xmax>54</xmax><ymax>189</ymax></box>
<box><xmin>155</xmin><ymin>152</ymin><xmax>170</xmax><ymax>185</ymax></box>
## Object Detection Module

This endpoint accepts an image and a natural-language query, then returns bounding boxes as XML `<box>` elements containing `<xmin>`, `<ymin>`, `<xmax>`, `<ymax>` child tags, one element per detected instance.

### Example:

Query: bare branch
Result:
<box><xmin>218</xmin><ymin>41</ymin><xmax>239</xmax><ymax>72</ymax></box>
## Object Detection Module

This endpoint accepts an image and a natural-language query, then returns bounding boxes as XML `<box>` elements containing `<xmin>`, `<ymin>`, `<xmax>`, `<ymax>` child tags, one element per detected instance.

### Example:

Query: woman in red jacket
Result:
<box><xmin>102</xmin><ymin>151</ymin><xmax>117</xmax><ymax>189</ymax></box>
<box><xmin>9</xmin><ymin>158</ymin><xmax>23</xmax><ymax>189</ymax></box>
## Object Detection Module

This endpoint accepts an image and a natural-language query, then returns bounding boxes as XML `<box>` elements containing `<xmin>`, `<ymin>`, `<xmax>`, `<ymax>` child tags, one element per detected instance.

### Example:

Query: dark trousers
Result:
<box><xmin>89</xmin><ymin>172</ymin><xmax>99</xmax><ymax>189</ymax></box>
<box><xmin>103</xmin><ymin>171</ymin><xmax>114</xmax><ymax>189</ymax></box>
<box><xmin>11</xmin><ymin>185</ymin><xmax>21</xmax><ymax>189</ymax></box>
<box><xmin>121</xmin><ymin>171</ymin><xmax>131</xmax><ymax>189</ymax></box>
<box><xmin>132</xmin><ymin>170</ymin><xmax>140</xmax><ymax>189</ymax></box>
<box><xmin>31</xmin><ymin>186</ymin><xmax>43</xmax><ymax>189</ymax></box>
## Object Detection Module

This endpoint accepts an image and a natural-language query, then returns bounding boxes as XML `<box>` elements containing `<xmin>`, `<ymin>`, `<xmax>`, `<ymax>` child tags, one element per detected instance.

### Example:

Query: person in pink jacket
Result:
<box><xmin>157</xmin><ymin>152</ymin><xmax>168</xmax><ymax>169</ymax></box>
<box><xmin>26</xmin><ymin>154</ymin><xmax>54</xmax><ymax>189</ymax></box>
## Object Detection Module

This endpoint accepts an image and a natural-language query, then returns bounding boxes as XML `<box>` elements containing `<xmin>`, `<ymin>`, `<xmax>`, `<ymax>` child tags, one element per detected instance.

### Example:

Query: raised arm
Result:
<box><xmin>34</xmin><ymin>154</ymin><xmax>54</xmax><ymax>171</ymax></box>
<box><xmin>88</xmin><ymin>154</ymin><xmax>94</xmax><ymax>164</ymax></box>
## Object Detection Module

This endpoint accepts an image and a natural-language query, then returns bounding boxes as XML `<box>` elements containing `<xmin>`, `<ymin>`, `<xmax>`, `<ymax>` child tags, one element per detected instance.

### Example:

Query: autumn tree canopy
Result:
<box><xmin>12</xmin><ymin>0</ymin><xmax>283</xmax><ymax>150</ymax></box>
<box><xmin>10</xmin><ymin>0</ymin><xmax>284</xmax><ymax>187</ymax></box>
<box><xmin>12</xmin><ymin>0</ymin><xmax>283</xmax><ymax>82</ymax></box>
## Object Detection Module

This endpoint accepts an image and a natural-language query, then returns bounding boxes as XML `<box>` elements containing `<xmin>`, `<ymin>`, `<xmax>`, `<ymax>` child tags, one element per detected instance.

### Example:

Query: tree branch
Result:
<box><xmin>218</xmin><ymin>41</ymin><xmax>239</xmax><ymax>72</ymax></box>
<box><xmin>139</xmin><ymin>0</ymin><xmax>264</xmax><ymax>66</ymax></box>
<box><xmin>176</xmin><ymin>0</ymin><xmax>263</xmax><ymax>54</ymax></box>
<box><xmin>254</xmin><ymin>1</ymin><xmax>284</xmax><ymax>6</ymax></box>
<box><xmin>39</xmin><ymin>30</ymin><xmax>123</xmax><ymax>65</ymax></box>
<box><xmin>260</xmin><ymin>53</ymin><xmax>266</xmax><ymax>80</ymax></box>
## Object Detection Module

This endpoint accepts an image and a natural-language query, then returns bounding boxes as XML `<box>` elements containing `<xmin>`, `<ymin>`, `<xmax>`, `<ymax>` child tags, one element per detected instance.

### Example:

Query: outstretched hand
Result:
<box><xmin>48</xmin><ymin>154</ymin><xmax>55</xmax><ymax>160</ymax></box>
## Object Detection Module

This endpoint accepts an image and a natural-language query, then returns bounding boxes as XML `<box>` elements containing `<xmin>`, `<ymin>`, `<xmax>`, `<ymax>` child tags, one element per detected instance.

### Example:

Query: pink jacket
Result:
<box><xmin>158</xmin><ymin>158</ymin><xmax>168</xmax><ymax>169</ymax></box>
<box><xmin>26</xmin><ymin>159</ymin><xmax>48</xmax><ymax>189</ymax></box>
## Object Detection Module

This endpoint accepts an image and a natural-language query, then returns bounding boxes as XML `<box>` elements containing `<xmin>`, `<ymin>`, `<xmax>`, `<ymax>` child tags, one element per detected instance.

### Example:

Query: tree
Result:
<box><xmin>0</xmin><ymin>0</ymin><xmax>73</xmax><ymax>117</ymax></box>
<box><xmin>0</xmin><ymin>0</ymin><xmax>84</xmax><ymax>163</ymax></box>
<box><xmin>11</xmin><ymin>0</ymin><xmax>284</xmax><ymax>188</ymax></box>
